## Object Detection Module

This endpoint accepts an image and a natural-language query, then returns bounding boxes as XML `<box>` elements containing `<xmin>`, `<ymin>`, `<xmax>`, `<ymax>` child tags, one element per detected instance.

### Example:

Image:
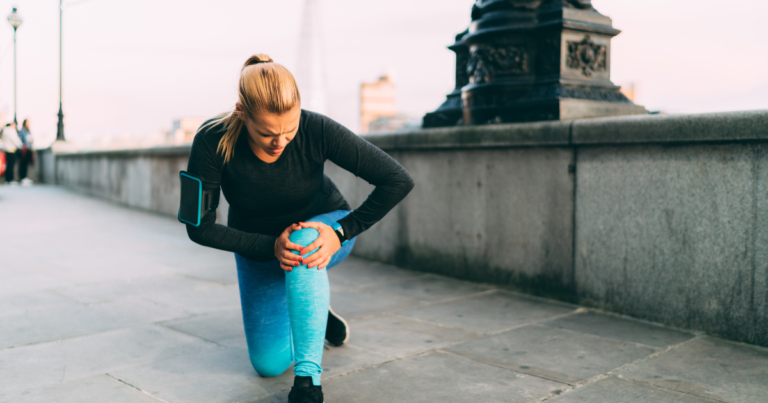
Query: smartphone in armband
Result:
<box><xmin>179</xmin><ymin>172</ymin><xmax>203</xmax><ymax>226</ymax></box>
<box><xmin>178</xmin><ymin>171</ymin><xmax>219</xmax><ymax>227</ymax></box>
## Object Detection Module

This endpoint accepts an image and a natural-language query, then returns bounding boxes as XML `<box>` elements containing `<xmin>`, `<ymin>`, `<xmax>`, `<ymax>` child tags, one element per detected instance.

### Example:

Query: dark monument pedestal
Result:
<box><xmin>424</xmin><ymin>0</ymin><xmax>647</xmax><ymax>128</ymax></box>
<box><xmin>422</xmin><ymin>30</ymin><xmax>469</xmax><ymax>128</ymax></box>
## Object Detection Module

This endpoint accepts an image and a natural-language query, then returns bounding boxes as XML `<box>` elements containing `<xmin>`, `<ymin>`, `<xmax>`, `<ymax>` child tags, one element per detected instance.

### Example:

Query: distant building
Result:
<box><xmin>620</xmin><ymin>83</ymin><xmax>636</xmax><ymax>103</ymax></box>
<box><xmin>360</xmin><ymin>74</ymin><xmax>396</xmax><ymax>133</ymax></box>
<box><xmin>167</xmin><ymin>118</ymin><xmax>206</xmax><ymax>145</ymax></box>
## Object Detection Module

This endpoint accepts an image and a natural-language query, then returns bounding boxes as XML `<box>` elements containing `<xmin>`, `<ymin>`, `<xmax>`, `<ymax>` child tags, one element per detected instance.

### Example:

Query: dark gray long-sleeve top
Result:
<box><xmin>185</xmin><ymin>110</ymin><xmax>414</xmax><ymax>262</ymax></box>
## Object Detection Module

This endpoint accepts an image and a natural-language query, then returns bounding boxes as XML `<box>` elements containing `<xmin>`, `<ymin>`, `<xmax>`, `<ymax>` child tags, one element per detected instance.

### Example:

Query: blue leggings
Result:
<box><xmin>235</xmin><ymin>210</ymin><xmax>356</xmax><ymax>386</ymax></box>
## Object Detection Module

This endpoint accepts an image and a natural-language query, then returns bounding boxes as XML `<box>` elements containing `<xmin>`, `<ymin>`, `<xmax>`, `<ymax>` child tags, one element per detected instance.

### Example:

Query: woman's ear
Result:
<box><xmin>234</xmin><ymin>103</ymin><xmax>245</xmax><ymax>121</ymax></box>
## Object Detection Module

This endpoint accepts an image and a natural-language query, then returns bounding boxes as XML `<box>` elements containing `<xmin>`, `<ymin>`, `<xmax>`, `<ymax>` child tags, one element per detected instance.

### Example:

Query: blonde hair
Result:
<box><xmin>202</xmin><ymin>54</ymin><xmax>301</xmax><ymax>164</ymax></box>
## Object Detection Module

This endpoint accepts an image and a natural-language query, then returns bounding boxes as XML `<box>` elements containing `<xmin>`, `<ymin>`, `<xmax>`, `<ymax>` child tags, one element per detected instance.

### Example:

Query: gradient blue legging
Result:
<box><xmin>234</xmin><ymin>210</ymin><xmax>356</xmax><ymax>386</ymax></box>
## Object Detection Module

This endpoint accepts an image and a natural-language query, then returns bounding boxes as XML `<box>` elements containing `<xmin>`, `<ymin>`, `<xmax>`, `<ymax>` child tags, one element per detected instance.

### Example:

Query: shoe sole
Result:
<box><xmin>327</xmin><ymin>306</ymin><xmax>349</xmax><ymax>346</ymax></box>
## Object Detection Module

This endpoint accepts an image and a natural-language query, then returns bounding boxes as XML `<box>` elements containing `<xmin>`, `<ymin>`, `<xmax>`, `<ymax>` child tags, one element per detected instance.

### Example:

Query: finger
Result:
<box><xmin>285</xmin><ymin>241</ymin><xmax>305</xmax><ymax>253</ymax></box>
<box><xmin>282</xmin><ymin>250</ymin><xmax>303</xmax><ymax>262</ymax></box>
<box><xmin>302</xmin><ymin>245</ymin><xmax>324</xmax><ymax>264</ymax></box>
<box><xmin>280</xmin><ymin>263</ymin><xmax>293</xmax><ymax>272</ymax></box>
<box><xmin>315</xmin><ymin>255</ymin><xmax>330</xmax><ymax>270</ymax></box>
<box><xmin>306</xmin><ymin>249</ymin><xmax>329</xmax><ymax>267</ymax></box>
<box><xmin>280</xmin><ymin>256</ymin><xmax>301</xmax><ymax>267</ymax></box>
<box><xmin>302</xmin><ymin>238</ymin><xmax>323</xmax><ymax>256</ymax></box>
<box><xmin>282</xmin><ymin>223</ymin><xmax>301</xmax><ymax>239</ymax></box>
<box><xmin>309</xmin><ymin>256</ymin><xmax>329</xmax><ymax>269</ymax></box>
<box><xmin>298</xmin><ymin>221</ymin><xmax>325</xmax><ymax>231</ymax></box>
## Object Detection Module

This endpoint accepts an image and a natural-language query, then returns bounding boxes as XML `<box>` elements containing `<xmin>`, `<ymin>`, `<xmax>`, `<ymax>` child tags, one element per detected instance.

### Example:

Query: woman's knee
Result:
<box><xmin>289</xmin><ymin>228</ymin><xmax>319</xmax><ymax>249</ymax></box>
<box><xmin>249</xmin><ymin>354</ymin><xmax>292</xmax><ymax>378</ymax></box>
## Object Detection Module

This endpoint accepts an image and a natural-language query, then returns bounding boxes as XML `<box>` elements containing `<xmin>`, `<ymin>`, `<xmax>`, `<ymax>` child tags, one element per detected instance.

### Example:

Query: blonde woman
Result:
<box><xmin>184</xmin><ymin>55</ymin><xmax>414</xmax><ymax>403</ymax></box>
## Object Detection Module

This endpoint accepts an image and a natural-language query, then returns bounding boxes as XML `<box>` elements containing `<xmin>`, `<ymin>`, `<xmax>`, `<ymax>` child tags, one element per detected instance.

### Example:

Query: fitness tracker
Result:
<box><xmin>178</xmin><ymin>171</ymin><xmax>220</xmax><ymax>227</ymax></box>
<box><xmin>332</xmin><ymin>222</ymin><xmax>349</xmax><ymax>246</ymax></box>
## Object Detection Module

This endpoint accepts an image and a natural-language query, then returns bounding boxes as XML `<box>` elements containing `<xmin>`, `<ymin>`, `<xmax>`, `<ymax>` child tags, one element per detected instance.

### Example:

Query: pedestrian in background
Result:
<box><xmin>18</xmin><ymin>119</ymin><xmax>33</xmax><ymax>186</ymax></box>
<box><xmin>1</xmin><ymin>122</ymin><xmax>21</xmax><ymax>185</ymax></box>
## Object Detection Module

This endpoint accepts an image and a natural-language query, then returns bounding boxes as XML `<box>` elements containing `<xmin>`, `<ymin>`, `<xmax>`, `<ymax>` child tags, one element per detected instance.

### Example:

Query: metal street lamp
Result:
<box><xmin>57</xmin><ymin>1</ymin><xmax>64</xmax><ymax>141</ymax></box>
<box><xmin>7</xmin><ymin>7</ymin><xmax>22</xmax><ymax>126</ymax></box>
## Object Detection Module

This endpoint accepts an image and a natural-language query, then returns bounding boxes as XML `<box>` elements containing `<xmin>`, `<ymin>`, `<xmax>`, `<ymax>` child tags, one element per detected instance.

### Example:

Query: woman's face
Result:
<box><xmin>239</xmin><ymin>105</ymin><xmax>301</xmax><ymax>161</ymax></box>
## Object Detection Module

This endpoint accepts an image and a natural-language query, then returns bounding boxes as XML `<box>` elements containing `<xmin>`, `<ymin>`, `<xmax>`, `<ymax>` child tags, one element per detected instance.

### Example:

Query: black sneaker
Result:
<box><xmin>288</xmin><ymin>376</ymin><xmax>323</xmax><ymax>403</ymax></box>
<box><xmin>325</xmin><ymin>306</ymin><xmax>349</xmax><ymax>346</ymax></box>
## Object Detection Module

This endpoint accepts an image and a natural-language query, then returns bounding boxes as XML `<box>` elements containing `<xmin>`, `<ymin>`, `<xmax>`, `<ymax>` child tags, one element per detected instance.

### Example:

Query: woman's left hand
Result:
<box><xmin>298</xmin><ymin>221</ymin><xmax>341</xmax><ymax>270</ymax></box>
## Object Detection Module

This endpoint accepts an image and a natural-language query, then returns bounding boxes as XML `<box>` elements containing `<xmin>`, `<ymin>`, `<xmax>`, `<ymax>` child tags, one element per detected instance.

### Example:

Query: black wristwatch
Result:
<box><xmin>332</xmin><ymin>222</ymin><xmax>349</xmax><ymax>246</ymax></box>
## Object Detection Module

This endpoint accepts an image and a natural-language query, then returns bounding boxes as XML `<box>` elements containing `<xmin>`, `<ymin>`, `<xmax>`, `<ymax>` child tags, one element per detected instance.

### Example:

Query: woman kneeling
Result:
<box><xmin>184</xmin><ymin>54</ymin><xmax>414</xmax><ymax>403</ymax></box>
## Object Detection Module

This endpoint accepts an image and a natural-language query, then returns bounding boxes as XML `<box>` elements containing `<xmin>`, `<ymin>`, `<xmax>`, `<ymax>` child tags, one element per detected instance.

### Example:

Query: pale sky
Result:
<box><xmin>0</xmin><ymin>0</ymin><xmax>765</xmax><ymax>147</ymax></box>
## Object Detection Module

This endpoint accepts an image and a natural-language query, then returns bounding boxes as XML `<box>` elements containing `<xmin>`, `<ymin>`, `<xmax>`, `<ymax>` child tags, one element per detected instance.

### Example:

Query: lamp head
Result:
<box><xmin>7</xmin><ymin>7</ymin><xmax>22</xmax><ymax>30</ymax></box>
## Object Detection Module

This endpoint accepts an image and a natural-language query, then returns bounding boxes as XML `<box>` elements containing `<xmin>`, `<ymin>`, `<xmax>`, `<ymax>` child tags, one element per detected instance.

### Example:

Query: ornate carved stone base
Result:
<box><xmin>423</xmin><ymin>30</ymin><xmax>469</xmax><ymax>129</ymax></box>
<box><xmin>423</xmin><ymin>91</ymin><xmax>463</xmax><ymax>127</ymax></box>
<box><xmin>423</xmin><ymin>1</ymin><xmax>648</xmax><ymax>128</ymax></box>
<box><xmin>462</xmin><ymin>83</ymin><xmax>647</xmax><ymax>124</ymax></box>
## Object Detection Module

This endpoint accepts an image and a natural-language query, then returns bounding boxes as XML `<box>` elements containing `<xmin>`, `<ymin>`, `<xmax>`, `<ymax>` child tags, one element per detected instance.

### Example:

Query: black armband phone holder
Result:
<box><xmin>178</xmin><ymin>171</ymin><xmax>220</xmax><ymax>227</ymax></box>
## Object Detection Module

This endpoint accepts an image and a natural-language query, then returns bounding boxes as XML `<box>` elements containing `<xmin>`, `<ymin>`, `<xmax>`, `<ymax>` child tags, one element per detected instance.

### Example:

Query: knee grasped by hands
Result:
<box><xmin>275</xmin><ymin>222</ymin><xmax>341</xmax><ymax>271</ymax></box>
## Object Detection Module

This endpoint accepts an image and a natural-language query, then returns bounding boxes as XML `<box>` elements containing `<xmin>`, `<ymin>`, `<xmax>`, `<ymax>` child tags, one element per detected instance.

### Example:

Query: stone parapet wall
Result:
<box><xmin>48</xmin><ymin>110</ymin><xmax>768</xmax><ymax>347</ymax></box>
<box><xmin>52</xmin><ymin>146</ymin><xmax>229</xmax><ymax>225</ymax></box>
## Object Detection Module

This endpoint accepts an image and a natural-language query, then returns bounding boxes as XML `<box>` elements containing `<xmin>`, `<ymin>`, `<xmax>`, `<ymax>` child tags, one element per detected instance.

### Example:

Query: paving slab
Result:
<box><xmin>355</xmin><ymin>273</ymin><xmax>492</xmax><ymax>303</ymax></box>
<box><xmin>547</xmin><ymin>376</ymin><xmax>715</xmax><ymax>403</ymax></box>
<box><xmin>0</xmin><ymin>298</ymin><xmax>185</xmax><ymax>349</ymax></box>
<box><xmin>53</xmin><ymin>274</ymin><xmax>223</xmax><ymax>304</ymax></box>
<box><xmin>0</xmin><ymin>272</ymin><xmax>73</xmax><ymax>297</ymax></box>
<box><xmin>109</xmin><ymin>346</ymin><xmax>292</xmax><ymax>403</ymax></box>
<box><xmin>398</xmin><ymin>290</ymin><xmax>576</xmax><ymax>334</ymax></box>
<box><xmin>319</xmin><ymin>343</ymin><xmax>395</xmax><ymax>378</ymax></box>
<box><xmin>329</xmin><ymin>288</ymin><xmax>422</xmax><ymax>320</ymax></box>
<box><xmin>345</xmin><ymin>314</ymin><xmax>478</xmax><ymax>359</ymax></box>
<box><xmin>159</xmin><ymin>309</ymin><xmax>247</xmax><ymax>346</ymax></box>
<box><xmin>328</xmin><ymin>257</ymin><xmax>424</xmax><ymax>290</ymax></box>
<box><xmin>153</xmin><ymin>248</ymin><xmax>239</xmax><ymax>274</ymax></box>
<box><xmin>542</xmin><ymin>311</ymin><xmax>695</xmax><ymax>349</ymax></box>
<box><xmin>616</xmin><ymin>337</ymin><xmax>768</xmax><ymax>403</ymax></box>
<box><xmin>448</xmin><ymin>324</ymin><xmax>655</xmax><ymax>384</ymax></box>
<box><xmin>0</xmin><ymin>375</ymin><xmax>162</xmax><ymax>403</ymax></box>
<box><xmin>0</xmin><ymin>290</ymin><xmax>83</xmax><ymax>318</ymax></box>
<box><xmin>321</xmin><ymin>351</ymin><xmax>566</xmax><ymax>403</ymax></box>
<box><xmin>37</xmin><ymin>257</ymin><xmax>180</xmax><ymax>285</ymax></box>
<box><xmin>170</xmin><ymin>263</ymin><xmax>239</xmax><ymax>284</ymax></box>
<box><xmin>143</xmin><ymin>284</ymin><xmax>241</xmax><ymax>315</ymax></box>
<box><xmin>0</xmin><ymin>325</ymin><xmax>217</xmax><ymax>394</ymax></box>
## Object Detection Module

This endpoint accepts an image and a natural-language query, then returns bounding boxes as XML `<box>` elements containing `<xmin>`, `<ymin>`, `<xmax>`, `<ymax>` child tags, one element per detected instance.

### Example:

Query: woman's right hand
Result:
<box><xmin>275</xmin><ymin>223</ymin><xmax>305</xmax><ymax>271</ymax></box>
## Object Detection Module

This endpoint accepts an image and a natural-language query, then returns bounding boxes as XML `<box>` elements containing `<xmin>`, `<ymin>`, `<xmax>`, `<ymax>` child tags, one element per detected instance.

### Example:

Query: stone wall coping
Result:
<box><xmin>365</xmin><ymin>110</ymin><xmax>768</xmax><ymax>150</ymax></box>
<box><xmin>54</xmin><ymin>110</ymin><xmax>768</xmax><ymax>157</ymax></box>
<box><xmin>572</xmin><ymin>109</ymin><xmax>768</xmax><ymax>145</ymax></box>
<box><xmin>55</xmin><ymin>145</ymin><xmax>192</xmax><ymax>158</ymax></box>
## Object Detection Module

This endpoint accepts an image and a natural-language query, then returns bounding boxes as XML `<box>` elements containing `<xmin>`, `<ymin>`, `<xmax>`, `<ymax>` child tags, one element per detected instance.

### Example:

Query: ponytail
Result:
<box><xmin>199</xmin><ymin>54</ymin><xmax>301</xmax><ymax>164</ymax></box>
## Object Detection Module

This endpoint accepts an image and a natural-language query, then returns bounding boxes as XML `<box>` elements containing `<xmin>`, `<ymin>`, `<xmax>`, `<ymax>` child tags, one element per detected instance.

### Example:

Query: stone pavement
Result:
<box><xmin>1</xmin><ymin>186</ymin><xmax>767</xmax><ymax>403</ymax></box>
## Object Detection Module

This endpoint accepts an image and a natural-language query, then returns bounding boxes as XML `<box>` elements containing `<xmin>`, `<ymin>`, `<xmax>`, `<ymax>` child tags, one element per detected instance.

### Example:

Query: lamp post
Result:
<box><xmin>7</xmin><ymin>7</ymin><xmax>22</xmax><ymax>127</ymax></box>
<box><xmin>56</xmin><ymin>1</ymin><xmax>64</xmax><ymax>141</ymax></box>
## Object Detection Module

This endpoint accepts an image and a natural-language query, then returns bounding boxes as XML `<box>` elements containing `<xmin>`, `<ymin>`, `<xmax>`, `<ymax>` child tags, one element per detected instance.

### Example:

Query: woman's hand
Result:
<box><xmin>275</xmin><ymin>223</ymin><xmax>305</xmax><ymax>271</ymax></box>
<box><xmin>298</xmin><ymin>221</ymin><xmax>341</xmax><ymax>270</ymax></box>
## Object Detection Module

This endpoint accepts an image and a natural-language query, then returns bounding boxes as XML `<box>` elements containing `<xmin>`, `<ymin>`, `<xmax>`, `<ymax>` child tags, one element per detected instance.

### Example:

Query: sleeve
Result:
<box><xmin>184</xmin><ymin>132</ymin><xmax>278</xmax><ymax>262</ymax></box>
<box><xmin>321</xmin><ymin>116</ymin><xmax>415</xmax><ymax>240</ymax></box>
